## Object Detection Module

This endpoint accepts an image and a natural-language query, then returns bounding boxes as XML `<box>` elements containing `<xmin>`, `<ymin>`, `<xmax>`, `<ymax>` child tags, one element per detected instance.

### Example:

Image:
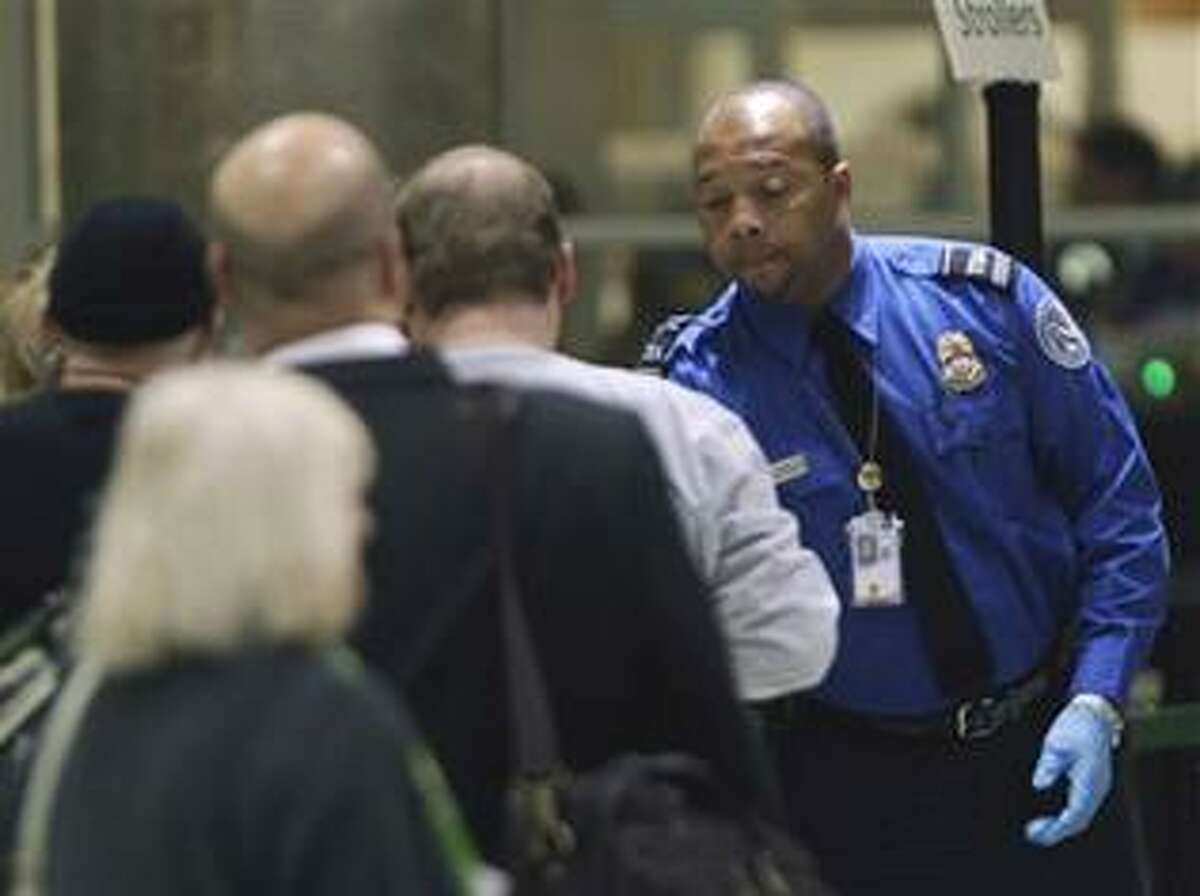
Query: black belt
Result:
<box><xmin>757</xmin><ymin>666</ymin><xmax>1053</xmax><ymax>742</ymax></box>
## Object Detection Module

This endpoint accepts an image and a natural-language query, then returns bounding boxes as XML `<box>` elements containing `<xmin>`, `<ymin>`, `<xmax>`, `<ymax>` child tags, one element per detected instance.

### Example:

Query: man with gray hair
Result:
<box><xmin>207</xmin><ymin>113</ymin><xmax>777</xmax><ymax>861</ymax></box>
<box><xmin>397</xmin><ymin>144</ymin><xmax>839</xmax><ymax>702</ymax></box>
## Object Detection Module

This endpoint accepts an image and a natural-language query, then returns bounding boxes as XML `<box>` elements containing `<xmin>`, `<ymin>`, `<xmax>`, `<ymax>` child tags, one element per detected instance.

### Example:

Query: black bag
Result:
<box><xmin>482</xmin><ymin>389</ymin><xmax>834</xmax><ymax>896</ymax></box>
<box><xmin>508</xmin><ymin>753</ymin><xmax>833</xmax><ymax>896</ymax></box>
<box><xmin>0</xmin><ymin>592</ymin><xmax>71</xmax><ymax>872</ymax></box>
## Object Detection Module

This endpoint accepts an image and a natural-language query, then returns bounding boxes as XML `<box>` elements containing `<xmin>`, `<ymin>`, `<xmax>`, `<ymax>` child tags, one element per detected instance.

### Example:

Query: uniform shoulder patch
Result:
<box><xmin>1033</xmin><ymin>296</ymin><xmax>1091</xmax><ymax>369</ymax></box>
<box><xmin>939</xmin><ymin>244</ymin><xmax>1015</xmax><ymax>294</ymax></box>
<box><xmin>637</xmin><ymin>313</ymin><xmax>695</xmax><ymax>376</ymax></box>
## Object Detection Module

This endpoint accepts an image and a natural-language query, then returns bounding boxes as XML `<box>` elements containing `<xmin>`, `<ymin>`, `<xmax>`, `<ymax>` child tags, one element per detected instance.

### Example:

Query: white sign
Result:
<box><xmin>933</xmin><ymin>0</ymin><xmax>1060</xmax><ymax>83</ymax></box>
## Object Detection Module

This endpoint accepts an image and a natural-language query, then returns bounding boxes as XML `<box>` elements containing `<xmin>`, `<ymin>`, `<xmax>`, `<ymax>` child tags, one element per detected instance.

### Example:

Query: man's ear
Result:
<box><xmin>829</xmin><ymin>160</ymin><xmax>852</xmax><ymax>203</ymax></box>
<box><xmin>377</xmin><ymin>227</ymin><xmax>402</xmax><ymax>301</ymax></box>
<box><xmin>552</xmin><ymin>240</ymin><xmax>579</xmax><ymax>310</ymax></box>
<box><xmin>403</xmin><ymin>304</ymin><xmax>433</xmax><ymax>343</ymax></box>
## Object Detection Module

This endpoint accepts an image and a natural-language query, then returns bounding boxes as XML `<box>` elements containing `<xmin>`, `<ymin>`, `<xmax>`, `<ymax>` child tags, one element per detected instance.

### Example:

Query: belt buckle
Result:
<box><xmin>955</xmin><ymin>695</ymin><xmax>1003</xmax><ymax>740</ymax></box>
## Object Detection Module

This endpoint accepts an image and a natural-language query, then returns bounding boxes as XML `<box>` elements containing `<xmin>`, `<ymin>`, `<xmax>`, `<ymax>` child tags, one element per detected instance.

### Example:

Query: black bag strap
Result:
<box><xmin>482</xmin><ymin>387</ymin><xmax>563</xmax><ymax>777</ymax></box>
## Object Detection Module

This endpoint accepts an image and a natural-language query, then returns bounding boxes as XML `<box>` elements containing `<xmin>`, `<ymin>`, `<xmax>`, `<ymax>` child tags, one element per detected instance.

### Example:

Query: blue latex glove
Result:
<box><xmin>1024</xmin><ymin>697</ymin><xmax>1117</xmax><ymax>847</ymax></box>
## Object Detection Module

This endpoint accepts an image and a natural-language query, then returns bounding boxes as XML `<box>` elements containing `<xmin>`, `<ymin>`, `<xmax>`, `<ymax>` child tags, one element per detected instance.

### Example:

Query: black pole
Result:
<box><xmin>983</xmin><ymin>81</ymin><xmax>1045</xmax><ymax>276</ymax></box>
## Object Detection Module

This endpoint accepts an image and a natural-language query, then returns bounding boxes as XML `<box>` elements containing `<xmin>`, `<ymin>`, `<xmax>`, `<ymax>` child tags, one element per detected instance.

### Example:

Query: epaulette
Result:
<box><xmin>938</xmin><ymin>244</ymin><xmax>1015</xmax><ymax>294</ymax></box>
<box><xmin>637</xmin><ymin>313</ymin><xmax>695</xmax><ymax>376</ymax></box>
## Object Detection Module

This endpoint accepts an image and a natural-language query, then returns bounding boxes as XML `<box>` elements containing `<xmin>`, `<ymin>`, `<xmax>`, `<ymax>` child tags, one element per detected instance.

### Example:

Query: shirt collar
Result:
<box><xmin>441</xmin><ymin>341</ymin><xmax>553</xmax><ymax>367</ymax></box>
<box><xmin>735</xmin><ymin>233</ymin><xmax>876</xmax><ymax>365</ymax></box>
<box><xmin>263</xmin><ymin>323</ymin><xmax>408</xmax><ymax>367</ymax></box>
<box><xmin>439</xmin><ymin>342</ymin><xmax>564</xmax><ymax>386</ymax></box>
<box><xmin>828</xmin><ymin>234</ymin><xmax>877</xmax><ymax>347</ymax></box>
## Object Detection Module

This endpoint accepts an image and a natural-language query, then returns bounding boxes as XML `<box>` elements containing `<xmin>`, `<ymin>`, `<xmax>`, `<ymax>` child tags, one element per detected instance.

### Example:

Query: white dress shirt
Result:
<box><xmin>443</xmin><ymin>342</ymin><xmax>839</xmax><ymax>701</ymax></box>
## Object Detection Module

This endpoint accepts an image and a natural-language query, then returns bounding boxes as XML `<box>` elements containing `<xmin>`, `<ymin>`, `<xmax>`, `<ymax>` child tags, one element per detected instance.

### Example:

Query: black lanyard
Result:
<box><xmin>810</xmin><ymin>311</ymin><xmax>883</xmax><ymax>508</ymax></box>
<box><xmin>809</xmin><ymin>308</ymin><xmax>995</xmax><ymax>698</ymax></box>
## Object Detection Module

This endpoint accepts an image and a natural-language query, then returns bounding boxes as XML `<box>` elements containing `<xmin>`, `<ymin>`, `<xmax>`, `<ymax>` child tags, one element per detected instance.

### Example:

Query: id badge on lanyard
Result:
<box><xmin>810</xmin><ymin>312</ymin><xmax>906</xmax><ymax>607</ymax></box>
<box><xmin>847</xmin><ymin>506</ymin><xmax>904</xmax><ymax>607</ymax></box>
<box><xmin>845</xmin><ymin>412</ymin><xmax>905</xmax><ymax>608</ymax></box>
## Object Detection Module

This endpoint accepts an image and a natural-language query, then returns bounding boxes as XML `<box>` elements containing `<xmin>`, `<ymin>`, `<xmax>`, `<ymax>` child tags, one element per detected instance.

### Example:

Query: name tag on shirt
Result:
<box><xmin>770</xmin><ymin>453</ymin><xmax>809</xmax><ymax>485</ymax></box>
<box><xmin>847</xmin><ymin>510</ymin><xmax>905</xmax><ymax>607</ymax></box>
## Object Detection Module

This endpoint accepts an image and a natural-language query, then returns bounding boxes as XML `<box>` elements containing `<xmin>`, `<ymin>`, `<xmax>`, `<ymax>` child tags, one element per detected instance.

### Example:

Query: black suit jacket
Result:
<box><xmin>303</xmin><ymin>352</ymin><xmax>773</xmax><ymax>859</ymax></box>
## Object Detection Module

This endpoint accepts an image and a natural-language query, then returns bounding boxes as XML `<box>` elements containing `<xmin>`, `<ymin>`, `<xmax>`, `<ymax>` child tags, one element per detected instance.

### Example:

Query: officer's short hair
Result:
<box><xmin>396</xmin><ymin>146</ymin><xmax>563</xmax><ymax>317</ymax></box>
<box><xmin>701</xmin><ymin>79</ymin><xmax>842</xmax><ymax>170</ymax></box>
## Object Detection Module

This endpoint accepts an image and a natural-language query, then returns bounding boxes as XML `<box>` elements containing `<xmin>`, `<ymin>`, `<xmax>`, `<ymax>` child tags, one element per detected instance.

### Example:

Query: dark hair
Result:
<box><xmin>704</xmin><ymin>79</ymin><xmax>842</xmax><ymax>170</ymax></box>
<box><xmin>396</xmin><ymin>149</ymin><xmax>563</xmax><ymax>318</ymax></box>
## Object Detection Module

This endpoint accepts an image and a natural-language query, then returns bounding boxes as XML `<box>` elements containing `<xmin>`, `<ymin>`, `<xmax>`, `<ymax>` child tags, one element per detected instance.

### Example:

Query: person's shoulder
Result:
<box><xmin>250</xmin><ymin>649</ymin><xmax>415</xmax><ymax>757</ymax></box>
<box><xmin>870</xmin><ymin>236</ymin><xmax>1093</xmax><ymax>367</ymax></box>
<box><xmin>0</xmin><ymin>389</ymin><xmax>123</xmax><ymax>447</ymax></box>
<box><xmin>625</xmin><ymin>367</ymin><xmax>744</xmax><ymax>431</ymax></box>
<box><xmin>506</xmin><ymin>386</ymin><xmax>663</xmax><ymax>490</ymax></box>
<box><xmin>638</xmin><ymin>283</ymin><xmax>740</xmax><ymax>375</ymax></box>
<box><xmin>304</xmin><ymin>351</ymin><xmax>476</xmax><ymax>442</ymax></box>
<box><xmin>301</xmin><ymin>348</ymin><xmax>453</xmax><ymax>392</ymax></box>
<box><xmin>585</xmin><ymin>358</ymin><xmax>748</xmax><ymax>440</ymax></box>
<box><xmin>564</xmin><ymin>352</ymin><xmax>699</xmax><ymax>403</ymax></box>
<box><xmin>517</xmin><ymin>383</ymin><xmax>646</xmax><ymax>441</ymax></box>
<box><xmin>867</xmin><ymin>234</ymin><xmax>1018</xmax><ymax>298</ymax></box>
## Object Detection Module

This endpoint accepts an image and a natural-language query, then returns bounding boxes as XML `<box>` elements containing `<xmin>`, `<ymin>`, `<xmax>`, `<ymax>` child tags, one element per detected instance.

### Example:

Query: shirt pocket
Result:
<box><xmin>923</xmin><ymin>377</ymin><xmax>1036</xmax><ymax>511</ymax></box>
<box><xmin>924</xmin><ymin>376</ymin><xmax>1024</xmax><ymax>454</ymax></box>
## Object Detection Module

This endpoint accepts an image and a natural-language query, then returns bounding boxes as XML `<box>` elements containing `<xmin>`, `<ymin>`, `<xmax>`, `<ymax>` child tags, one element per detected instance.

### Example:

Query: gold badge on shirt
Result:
<box><xmin>936</xmin><ymin>330</ymin><xmax>987</xmax><ymax>394</ymax></box>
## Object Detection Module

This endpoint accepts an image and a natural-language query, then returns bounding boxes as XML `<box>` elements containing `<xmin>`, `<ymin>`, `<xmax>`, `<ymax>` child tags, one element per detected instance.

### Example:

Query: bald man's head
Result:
<box><xmin>697</xmin><ymin>80</ymin><xmax>841</xmax><ymax>172</ymax></box>
<box><xmin>396</xmin><ymin>145</ymin><xmax>564</xmax><ymax>319</ymax></box>
<box><xmin>210</xmin><ymin>113</ymin><xmax>397</xmax><ymax>303</ymax></box>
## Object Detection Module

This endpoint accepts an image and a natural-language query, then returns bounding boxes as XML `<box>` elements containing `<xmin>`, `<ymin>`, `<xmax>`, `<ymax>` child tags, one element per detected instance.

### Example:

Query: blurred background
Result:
<box><xmin>2</xmin><ymin>2</ymin><xmax>1197</xmax><ymax>383</ymax></box>
<box><xmin>1</xmin><ymin>2</ymin><xmax>1196</xmax><ymax>360</ymax></box>
<box><xmin>0</xmin><ymin>0</ymin><xmax>1197</xmax><ymax>890</ymax></box>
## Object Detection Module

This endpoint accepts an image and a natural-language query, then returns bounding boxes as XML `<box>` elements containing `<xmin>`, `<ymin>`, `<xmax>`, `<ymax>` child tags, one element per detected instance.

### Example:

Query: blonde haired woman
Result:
<box><xmin>19</xmin><ymin>364</ymin><xmax>470</xmax><ymax>896</ymax></box>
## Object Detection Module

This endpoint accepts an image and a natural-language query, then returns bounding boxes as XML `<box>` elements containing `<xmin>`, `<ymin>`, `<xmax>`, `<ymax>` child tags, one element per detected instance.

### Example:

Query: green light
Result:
<box><xmin>1140</xmin><ymin>358</ymin><xmax>1177</xmax><ymax>400</ymax></box>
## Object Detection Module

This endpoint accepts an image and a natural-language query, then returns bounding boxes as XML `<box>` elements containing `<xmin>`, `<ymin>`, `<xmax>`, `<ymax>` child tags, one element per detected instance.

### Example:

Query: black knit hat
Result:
<box><xmin>48</xmin><ymin>198</ymin><xmax>215</xmax><ymax>345</ymax></box>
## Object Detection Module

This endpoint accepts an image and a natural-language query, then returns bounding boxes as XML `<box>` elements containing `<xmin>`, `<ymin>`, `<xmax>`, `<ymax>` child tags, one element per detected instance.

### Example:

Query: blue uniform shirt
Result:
<box><xmin>657</xmin><ymin>234</ymin><xmax>1169</xmax><ymax>715</ymax></box>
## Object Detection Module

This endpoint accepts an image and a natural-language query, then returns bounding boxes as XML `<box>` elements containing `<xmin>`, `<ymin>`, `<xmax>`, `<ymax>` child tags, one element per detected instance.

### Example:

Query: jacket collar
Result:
<box><xmin>263</xmin><ymin>322</ymin><xmax>408</xmax><ymax>367</ymax></box>
<box><xmin>830</xmin><ymin>235</ymin><xmax>878</xmax><ymax>348</ymax></box>
<box><xmin>299</xmin><ymin>346</ymin><xmax>453</xmax><ymax>391</ymax></box>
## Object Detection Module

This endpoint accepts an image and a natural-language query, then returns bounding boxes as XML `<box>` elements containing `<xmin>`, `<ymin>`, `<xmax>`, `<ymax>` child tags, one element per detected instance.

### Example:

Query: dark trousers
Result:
<box><xmin>764</xmin><ymin>696</ymin><xmax>1147</xmax><ymax>896</ymax></box>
